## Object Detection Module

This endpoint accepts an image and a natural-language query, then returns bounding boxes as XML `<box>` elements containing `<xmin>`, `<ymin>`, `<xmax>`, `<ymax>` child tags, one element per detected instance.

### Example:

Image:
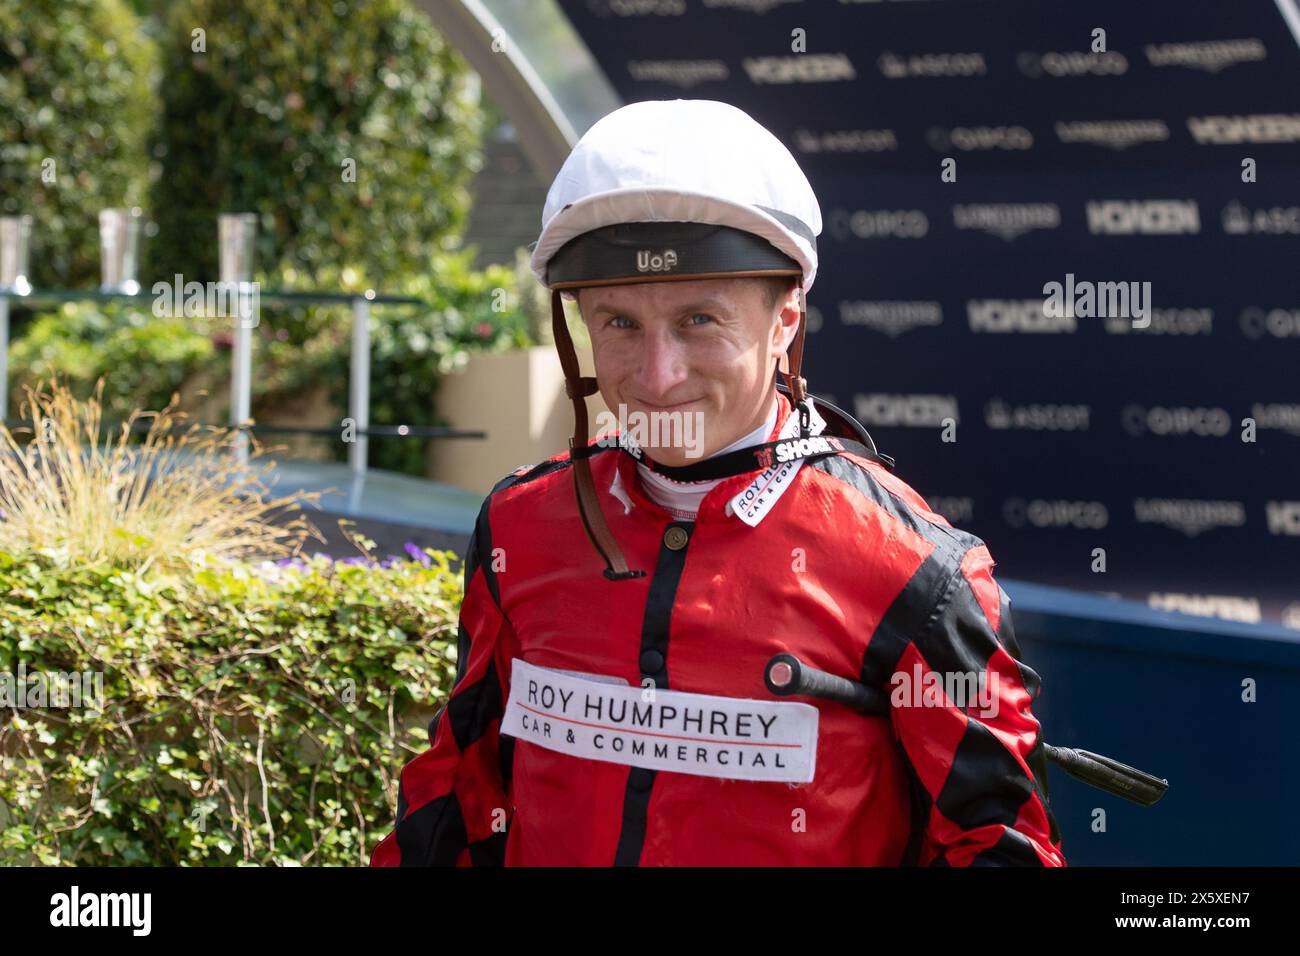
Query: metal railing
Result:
<box><xmin>0</xmin><ymin>288</ymin><xmax>483</xmax><ymax>477</ymax></box>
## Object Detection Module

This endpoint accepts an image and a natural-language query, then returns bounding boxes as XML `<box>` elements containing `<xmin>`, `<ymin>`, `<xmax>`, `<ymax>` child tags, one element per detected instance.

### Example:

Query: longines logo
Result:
<box><xmin>952</xmin><ymin>203</ymin><xmax>1060</xmax><ymax>241</ymax></box>
<box><xmin>1054</xmin><ymin>120</ymin><xmax>1169</xmax><ymax>151</ymax></box>
<box><xmin>636</xmin><ymin>249</ymin><xmax>678</xmax><ymax>273</ymax></box>
<box><xmin>1086</xmin><ymin>200</ymin><xmax>1200</xmax><ymax>235</ymax></box>
<box><xmin>1145</xmin><ymin>39</ymin><xmax>1266</xmax><ymax>73</ymax></box>
<box><xmin>1250</xmin><ymin>403</ymin><xmax>1300</xmax><ymax>436</ymax></box>
<box><xmin>1187</xmin><ymin>113</ymin><xmax>1300</xmax><ymax>144</ymax></box>
<box><xmin>743</xmin><ymin>53</ymin><xmax>856</xmax><ymax>84</ymax></box>
<box><xmin>1133</xmin><ymin>498</ymin><xmax>1246</xmax><ymax>537</ymax></box>
<box><xmin>839</xmin><ymin>300</ymin><xmax>942</xmax><ymax>337</ymax></box>
<box><xmin>626</xmin><ymin>59</ymin><xmax>728</xmax><ymax>87</ymax></box>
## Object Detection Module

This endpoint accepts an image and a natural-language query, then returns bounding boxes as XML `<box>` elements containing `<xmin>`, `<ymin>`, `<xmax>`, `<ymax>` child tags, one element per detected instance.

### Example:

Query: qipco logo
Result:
<box><xmin>636</xmin><ymin>248</ymin><xmax>679</xmax><ymax>273</ymax></box>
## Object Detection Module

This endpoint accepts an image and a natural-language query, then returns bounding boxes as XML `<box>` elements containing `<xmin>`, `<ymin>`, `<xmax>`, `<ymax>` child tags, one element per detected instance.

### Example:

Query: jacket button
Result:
<box><xmin>639</xmin><ymin>649</ymin><xmax>664</xmax><ymax>674</ymax></box>
<box><xmin>629</xmin><ymin>768</ymin><xmax>654</xmax><ymax>792</ymax></box>
<box><xmin>663</xmin><ymin>525</ymin><xmax>690</xmax><ymax>550</ymax></box>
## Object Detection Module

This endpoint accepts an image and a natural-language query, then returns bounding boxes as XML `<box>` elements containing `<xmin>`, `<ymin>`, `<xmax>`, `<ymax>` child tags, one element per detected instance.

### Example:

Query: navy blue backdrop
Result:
<box><xmin>557</xmin><ymin>0</ymin><xmax>1300</xmax><ymax>631</ymax></box>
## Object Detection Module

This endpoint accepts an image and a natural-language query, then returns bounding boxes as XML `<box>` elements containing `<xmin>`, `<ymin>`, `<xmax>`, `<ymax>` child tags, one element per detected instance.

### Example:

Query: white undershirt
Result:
<box><xmin>635</xmin><ymin>400</ymin><xmax>780</xmax><ymax>521</ymax></box>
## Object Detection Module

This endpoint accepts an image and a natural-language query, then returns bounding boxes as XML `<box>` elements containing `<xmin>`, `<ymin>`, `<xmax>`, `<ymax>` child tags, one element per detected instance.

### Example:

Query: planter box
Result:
<box><xmin>427</xmin><ymin>345</ymin><xmax>609</xmax><ymax>496</ymax></box>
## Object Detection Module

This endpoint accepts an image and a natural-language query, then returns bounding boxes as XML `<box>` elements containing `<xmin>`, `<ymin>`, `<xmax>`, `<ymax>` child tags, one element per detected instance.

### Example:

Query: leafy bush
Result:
<box><xmin>0</xmin><ymin>546</ymin><xmax>461</xmax><ymax>865</ymax></box>
<box><xmin>0</xmin><ymin>0</ymin><xmax>157</xmax><ymax>287</ymax></box>
<box><xmin>305</xmin><ymin>249</ymin><xmax>533</xmax><ymax>475</ymax></box>
<box><xmin>6</xmin><ymin>302</ymin><xmax>218</xmax><ymax>419</ymax></box>
<box><xmin>148</xmin><ymin>0</ymin><xmax>485</xmax><ymax>288</ymax></box>
<box><xmin>0</xmin><ymin>381</ymin><xmax>461</xmax><ymax>864</ymax></box>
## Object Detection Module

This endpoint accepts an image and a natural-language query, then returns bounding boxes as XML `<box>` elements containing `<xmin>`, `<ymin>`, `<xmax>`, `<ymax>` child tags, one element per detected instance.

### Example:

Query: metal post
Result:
<box><xmin>230</xmin><ymin>304</ymin><xmax>252</xmax><ymax>464</ymax></box>
<box><xmin>349</xmin><ymin>294</ymin><xmax>372</xmax><ymax>476</ymax></box>
<box><xmin>0</xmin><ymin>296</ymin><xmax>8</xmax><ymax>423</ymax></box>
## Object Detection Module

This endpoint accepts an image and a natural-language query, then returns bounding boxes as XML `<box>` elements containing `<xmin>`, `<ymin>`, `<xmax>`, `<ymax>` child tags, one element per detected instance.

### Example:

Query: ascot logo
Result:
<box><xmin>877</xmin><ymin>51</ymin><xmax>986</xmax><ymax>78</ymax></box>
<box><xmin>635</xmin><ymin>248</ymin><xmax>678</xmax><ymax>273</ymax></box>
<box><xmin>1221</xmin><ymin>202</ymin><xmax>1300</xmax><ymax>235</ymax></box>
<box><xmin>794</xmin><ymin>128</ymin><xmax>898</xmax><ymax>153</ymax></box>
<box><xmin>1133</xmin><ymin>498</ymin><xmax>1246</xmax><ymax>537</ymax></box>
<box><xmin>1104</xmin><ymin>307</ymin><xmax>1212</xmax><ymax>336</ymax></box>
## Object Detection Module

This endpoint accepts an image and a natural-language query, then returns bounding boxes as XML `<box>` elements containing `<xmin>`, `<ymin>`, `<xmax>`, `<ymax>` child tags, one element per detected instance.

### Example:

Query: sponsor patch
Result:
<box><xmin>502</xmin><ymin>659</ymin><xmax>820</xmax><ymax>783</ymax></box>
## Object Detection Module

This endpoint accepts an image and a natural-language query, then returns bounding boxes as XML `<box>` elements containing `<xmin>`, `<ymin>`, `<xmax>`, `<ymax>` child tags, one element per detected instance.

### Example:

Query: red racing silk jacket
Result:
<box><xmin>370</xmin><ymin>391</ymin><xmax>1065</xmax><ymax>867</ymax></box>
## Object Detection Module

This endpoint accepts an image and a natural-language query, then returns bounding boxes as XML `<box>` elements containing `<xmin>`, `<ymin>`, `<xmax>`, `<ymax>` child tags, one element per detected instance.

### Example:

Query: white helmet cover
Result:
<box><xmin>530</xmin><ymin>99</ymin><xmax>822</xmax><ymax>293</ymax></box>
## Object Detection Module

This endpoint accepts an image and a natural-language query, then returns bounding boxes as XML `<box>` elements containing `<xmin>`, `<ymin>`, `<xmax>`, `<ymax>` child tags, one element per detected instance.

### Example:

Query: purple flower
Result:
<box><xmin>404</xmin><ymin>542</ymin><xmax>432</xmax><ymax>566</ymax></box>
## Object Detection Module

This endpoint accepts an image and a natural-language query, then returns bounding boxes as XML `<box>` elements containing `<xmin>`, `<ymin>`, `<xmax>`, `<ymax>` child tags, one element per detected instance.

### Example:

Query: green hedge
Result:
<box><xmin>6</xmin><ymin>300</ymin><xmax>218</xmax><ymax>419</ymax></box>
<box><xmin>148</xmin><ymin>0</ymin><xmax>484</xmax><ymax>288</ymax></box>
<box><xmin>0</xmin><ymin>0</ymin><xmax>157</xmax><ymax>288</ymax></box>
<box><xmin>0</xmin><ymin>547</ymin><xmax>462</xmax><ymax>865</ymax></box>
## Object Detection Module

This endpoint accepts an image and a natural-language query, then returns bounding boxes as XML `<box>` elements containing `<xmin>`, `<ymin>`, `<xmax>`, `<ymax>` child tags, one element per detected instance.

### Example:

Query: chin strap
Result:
<box><xmin>550</xmin><ymin>279</ymin><xmax>811</xmax><ymax>580</ymax></box>
<box><xmin>783</xmin><ymin>285</ymin><xmax>812</xmax><ymax>440</ymax></box>
<box><xmin>552</xmin><ymin>289</ymin><xmax>646</xmax><ymax>580</ymax></box>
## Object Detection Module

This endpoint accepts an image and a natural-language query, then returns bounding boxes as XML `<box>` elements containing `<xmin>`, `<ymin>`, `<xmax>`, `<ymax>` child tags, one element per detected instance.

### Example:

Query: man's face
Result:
<box><xmin>576</xmin><ymin>276</ymin><xmax>801</xmax><ymax>467</ymax></box>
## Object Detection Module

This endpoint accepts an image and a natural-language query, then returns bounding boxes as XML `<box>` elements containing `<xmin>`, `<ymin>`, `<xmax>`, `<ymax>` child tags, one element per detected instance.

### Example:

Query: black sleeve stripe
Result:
<box><xmin>396</xmin><ymin>792</ymin><xmax>468</xmax><ymax>867</ymax></box>
<box><xmin>860</xmin><ymin>549</ymin><xmax>953</xmax><ymax>692</ymax></box>
<box><xmin>467</xmin><ymin>830</ymin><xmax>509</xmax><ymax>866</ymax></box>
<box><xmin>911</xmin><ymin>561</ymin><xmax>1000</xmax><ymax>687</ymax></box>
<box><xmin>934</xmin><ymin>716</ymin><xmax>1035</xmax><ymax>833</ymax></box>
<box><xmin>896</xmin><ymin>739</ymin><xmax>934</xmax><ymax>867</ymax></box>
<box><xmin>446</xmin><ymin>656</ymin><xmax>505</xmax><ymax>754</ymax></box>
<box><xmin>970</xmin><ymin>827</ymin><xmax>1048</xmax><ymax>867</ymax></box>
<box><xmin>997</xmin><ymin>588</ymin><xmax>1062</xmax><ymax>848</ymax></box>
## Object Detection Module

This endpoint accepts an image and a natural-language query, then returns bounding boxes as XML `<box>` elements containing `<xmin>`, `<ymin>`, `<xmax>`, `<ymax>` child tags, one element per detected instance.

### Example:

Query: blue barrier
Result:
<box><xmin>1005</xmin><ymin>579</ymin><xmax>1300</xmax><ymax>865</ymax></box>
